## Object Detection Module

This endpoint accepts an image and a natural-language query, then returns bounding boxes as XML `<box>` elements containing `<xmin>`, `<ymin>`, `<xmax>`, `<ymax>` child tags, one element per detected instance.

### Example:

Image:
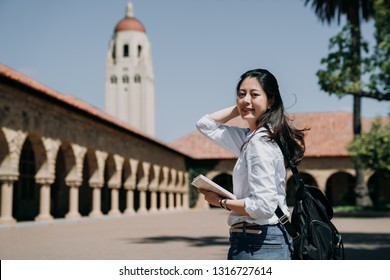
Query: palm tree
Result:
<box><xmin>303</xmin><ymin>0</ymin><xmax>375</xmax><ymax>207</ymax></box>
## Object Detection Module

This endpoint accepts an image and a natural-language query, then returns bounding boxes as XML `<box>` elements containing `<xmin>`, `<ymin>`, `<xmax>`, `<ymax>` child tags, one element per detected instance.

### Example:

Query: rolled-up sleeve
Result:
<box><xmin>196</xmin><ymin>115</ymin><xmax>246</xmax><ymax>157</ymax></box>
<box><xmin>244</xmin><ymin>139</ymin><xmax>279</xmax><ymax>219</ymax></box>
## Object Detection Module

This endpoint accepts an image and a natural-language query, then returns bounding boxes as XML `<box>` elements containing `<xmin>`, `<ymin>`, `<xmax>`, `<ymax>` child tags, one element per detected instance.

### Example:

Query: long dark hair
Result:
<box><xmin>237</xmin><ymin>69</ymin><xmax>308</xmax><ymax>167</ymax></box>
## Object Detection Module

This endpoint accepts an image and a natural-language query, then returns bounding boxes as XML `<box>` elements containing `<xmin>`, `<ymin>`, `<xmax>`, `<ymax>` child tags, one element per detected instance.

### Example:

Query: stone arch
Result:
<box><xmin>211</xmin><ymin>173</ymin><xmax>233</xmax><ymax>194</ymax></box>
<box><xmin>325</xmin><ymin>172</ymin><xmax>355</xmax><ymax>206</ymax></box>
<box><xmin>102</xmin><ymin>154</ymin><xmax>115</xmax><ymax>214</ymax></box>
<box><xmin>79</xmin><ymin>149</ymin><xmax>95</xmax><ymax>216</ymax></box>
<box><xmin>12</xmin><ymin>135</ymin><xmax>41</xmax><ymax>221</ymax></box>
<box><xmin>28</xmin><ymin>134</ymin><xmax>47</xmax><ymax>178</ymax></box>
<box><xmin>51</xmin><ymin>144</ymin><xmax>71</xmax><ymax>218</ymax></box>
<box><xmin>286</xmin><ymin>172</ymin><xmax>317</xmax><ymax>207</ymax></box>
<box><xmin>367</xmin><ymin>172</ymin><xmax>390</xmax><ymax>208</ymax></box>
<box><xmin>0</xmin><ymin>128</ymin><xmax>10</xmax><ymax>171</ymax></box>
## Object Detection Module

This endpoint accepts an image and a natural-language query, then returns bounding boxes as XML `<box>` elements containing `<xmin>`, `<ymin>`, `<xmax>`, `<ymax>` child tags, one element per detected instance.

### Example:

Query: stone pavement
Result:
<box><xmin>0</xmin><ymin>209</ymin><xmax>389</xmax><ymax>260</ymax></box>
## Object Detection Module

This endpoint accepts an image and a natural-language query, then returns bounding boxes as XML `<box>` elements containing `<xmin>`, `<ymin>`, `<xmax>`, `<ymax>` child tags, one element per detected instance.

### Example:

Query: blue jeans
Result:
<box><xmin>228</xmin><ymin>224</ymin><xmax>293</xmax><ymax>260</ymax></box>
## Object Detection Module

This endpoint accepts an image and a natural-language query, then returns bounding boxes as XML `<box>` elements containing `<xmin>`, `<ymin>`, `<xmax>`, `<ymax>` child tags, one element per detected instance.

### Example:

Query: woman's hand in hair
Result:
<box><xmin>208</xmin><ymin>105</ymin><xmax>240</xmax><ymax>124</ymax></box>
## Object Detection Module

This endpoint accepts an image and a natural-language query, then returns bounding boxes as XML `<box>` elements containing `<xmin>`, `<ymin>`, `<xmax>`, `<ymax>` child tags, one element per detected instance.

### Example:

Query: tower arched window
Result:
<box><xmin>138</xmin><ymin>45</ymin><xmax>142</xmax><ymax>58</ymax></box>
<box><xmin>123</xmin><ymin>75</ymin><xmax>129</xmax><ymax>83</ymax></box>
<box><xmin>123</xmin><ymin>44</ymin><xmax>129</xmax><ymax>57</ymax></box>
<box><xmin>112</xmin><ymin>44</ymin><xmax>116</xmax><ymax>60</ymax></box>
<box><xmin>134</xmin><ymin>75</ymin><xmax>141</xmax><ymax>83</ymax></box>
<box><xmin>110</xmin><ymin>75</ymin><xmax>117</xmax><ymax>84</ymax></box>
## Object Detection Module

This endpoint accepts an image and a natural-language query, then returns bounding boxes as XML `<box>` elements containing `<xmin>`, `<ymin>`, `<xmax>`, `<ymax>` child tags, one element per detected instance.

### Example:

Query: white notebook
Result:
<box><xmin>191</xmin><ymin>174</ymin><xmax>236</xmax><ymax>200</ymax></box>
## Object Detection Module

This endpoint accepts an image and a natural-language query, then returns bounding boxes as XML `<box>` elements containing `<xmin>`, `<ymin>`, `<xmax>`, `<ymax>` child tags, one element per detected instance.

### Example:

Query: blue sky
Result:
<box><xmin>1</xmin><ymin>0</ymin><xmax>389</xmax><ymax>142</ymax></box>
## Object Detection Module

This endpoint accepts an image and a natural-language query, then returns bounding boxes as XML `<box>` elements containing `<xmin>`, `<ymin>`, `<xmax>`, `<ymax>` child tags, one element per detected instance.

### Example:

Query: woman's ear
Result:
<box><xmin>267</xmin><ymin>98</ymin><xmax>275</xmax><ymax>110</ymax></box>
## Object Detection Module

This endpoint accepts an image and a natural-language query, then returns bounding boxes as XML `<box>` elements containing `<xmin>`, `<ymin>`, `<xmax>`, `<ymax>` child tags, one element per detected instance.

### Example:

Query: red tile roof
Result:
<box><xmin>170</xmin><ymin>112</ymin><xmax>384</xmax><ymax>159</ymax></box>
<box><xmin>115</xmin><ymin>17</ymin><xmax>145</xmax><ymax>33</ymax></box>
<box><xmin>0</xmin><ymin>63</ymin><xmax>183</xmax><ymax>156</ymax></box>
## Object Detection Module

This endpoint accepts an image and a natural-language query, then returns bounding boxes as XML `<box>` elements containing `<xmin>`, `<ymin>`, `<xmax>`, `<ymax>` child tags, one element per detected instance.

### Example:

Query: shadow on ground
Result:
<box><xmin>128</xmin><ymin>235</ymin><xmax>229</xmax><ymax>247</ymax></box>
<box><xmin>342</xmin><ymin>232</ymin><xmax>390</xmax><ymax>260</ymax></box>
<box><xmin>127</xmin><ymin>232</ymin><xmax>390</xmax><ymax>260</ymax></box>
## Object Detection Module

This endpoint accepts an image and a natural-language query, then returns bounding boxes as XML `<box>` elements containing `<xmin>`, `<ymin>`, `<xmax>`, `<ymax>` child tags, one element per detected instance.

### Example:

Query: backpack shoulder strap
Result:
<box><xmin>275</xmin><ymin>206</ymin><xmax>300</xmax><ymax>240</ymax></box>
<box><xmin>273</xmin><ymin>137</ymin><xmax>302</xmax><ymax>240</ymax></box>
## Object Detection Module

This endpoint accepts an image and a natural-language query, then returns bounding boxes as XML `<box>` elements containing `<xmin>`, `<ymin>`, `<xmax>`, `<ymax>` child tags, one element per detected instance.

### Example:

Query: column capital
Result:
<box><xmin>35</xmin><ymin>177</ymin><xmax>55</xmax><ymax>185</ymax></box>
<box><xmin>65</xmin><ymin>180</ymin><xmax>83</xmax><ymax>188</ymax></box>
<box><xmin>89</xmin><ymin>181</ymin><xmax>104</xmax><ymax>188</ymax></box>
<box><xmin>108</xmin><ymin>182</ymin><xmax>121</xmax><ymax>189</ymax></box>
<box><xmin>0</xmin><ymin>174</ymin><xmax>18</xmax><ymax>182</ymax></box>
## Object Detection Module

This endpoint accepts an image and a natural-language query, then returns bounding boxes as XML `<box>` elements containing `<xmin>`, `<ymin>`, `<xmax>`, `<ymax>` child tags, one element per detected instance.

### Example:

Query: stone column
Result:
<box><xmin>168</xmin><ymin>169</ymin><xmax>177</xmax><ymax>211</ymax></box>
<box><xmin>89</xmin><ymin>183</ymin><xmax>103</xmax><ymax>218</ymax></box>
<box><xmin>34</xmin><ymin>137</ymin><xmax>60</xmax><ymax>222</ymax></box>
<box><xmin>148</xmin><ymin>165</ymin><xmax>161</xmax><ymax>213</ymax></box>
<box><xmin>159</xmin><ymin>190</ymin><xmax>167</xmax><ymax>212</ymax></box>
<box><xmin>65</xmin><ymin>181</ymin><xmax>82</xmax><ymax>220</ymax></box>
<box><xmin>139</xmin><ymin>190</ymin><xmax>147</xmax><ymax>213</ymax></box>
<box><xmin>308</xmin><ymin>170</ymin><xmax>330</xmax><ymax>193</ymax></box>
<box><xmin>88</xmin><ymin>150</ymin><xmax>107</xmax><ymax>218</ymax></box>
<box><xmin>159</xmin><ymin>166</ymin><xmax>170</xmax><ymax>212</ymax></box>
<box><xmin>175</xmin><ymin>193</ymin><xmax>182</xmax><ymax>211</ymax></box>
<box><xmin>123</xmin><ymin>158</ymin><xmax>138</xmax><ymax>215</ymax></box>
<box><xmin>175</xmin><ymin>171</ymin><xmax>184</xmax><ymax>210</ymax></box>
<box><xmin>137</xmin><ymin>162</ymin><xmax>150</xmax><ymax>214</ymax></box>
<box><xmin>0</xmin><ymin>176</ymin><xmax>18</xmax><ymax>225</ymax></box>
<box><xmin>108</xmin><ymin>154</ymin><xmax>124</xmax><ymax>217</ymax></box>
<box><xmin>182</xmin><ymin>191</ymin><xmax>189</xmax><ymax>210</ymax></box>
<box><xmin>108</xmin><ymin>185</ymin><xmax>121</xmax><ymax>216</ymax></box>
<box><xmin>149</xmin><ymin>191</ymin><xmax>157</xmax><ymax>213</ymax></box>
<box><xmin>0</xmin><ymin>129</ymin><xmax>26</xmax><ymax>224</ymax></box>
<box><xmin>124</xmin><ymin>189</ymin><xmax>135</xmax><ymax>215</ymax></box>
<box><xmin>64</xmin><ymin>144</ymin><xmax>87</xmax><ymax>220</ymax></box>
<box><xmin>182</xmin><ymin>172</ymin><xmax>190</xmax><ymax>210</ymax></box>
<box><xmin>35</xmin><ymin>178</ymin><xmax>54</xmax><ymax>222</ymax></box>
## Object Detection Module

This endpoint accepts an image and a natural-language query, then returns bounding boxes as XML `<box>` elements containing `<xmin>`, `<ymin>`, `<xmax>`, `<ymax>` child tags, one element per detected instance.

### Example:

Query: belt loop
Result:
<box><xmin>243</xmin><ymin>221</ymin><xmax>247</xmax><ymax>235</ymax></box>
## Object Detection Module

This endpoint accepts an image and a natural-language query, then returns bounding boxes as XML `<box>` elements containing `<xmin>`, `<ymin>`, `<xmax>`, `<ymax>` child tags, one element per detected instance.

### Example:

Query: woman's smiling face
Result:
<box><xmin>236</xmin><ymin>77</ymin><xmax>271</xmax><ymax>131</ymax></box>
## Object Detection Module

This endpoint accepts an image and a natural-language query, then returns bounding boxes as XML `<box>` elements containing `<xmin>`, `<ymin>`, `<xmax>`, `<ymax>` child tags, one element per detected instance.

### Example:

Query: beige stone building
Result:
<box><xmin>0</xmin><ymin>64</ymin><xmax>189</xmax><ymax>225</ymax></box>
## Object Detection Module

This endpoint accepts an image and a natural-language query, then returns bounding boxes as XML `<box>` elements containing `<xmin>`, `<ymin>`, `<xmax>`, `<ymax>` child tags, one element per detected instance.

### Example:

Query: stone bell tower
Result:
<box><xmin>105</xmin><ymin>2</ymin><xmax>155</xmax><ymax>136</ymax></box>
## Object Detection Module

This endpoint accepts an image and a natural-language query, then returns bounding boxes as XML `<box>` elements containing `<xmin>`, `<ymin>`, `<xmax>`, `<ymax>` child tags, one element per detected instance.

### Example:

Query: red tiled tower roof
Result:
<box><xmin>114</xmin><ymin>3</ymin><xmax>145</xmax><ymax>33</ymax></box>
<box><xmin>115</xmin><ymin>17</ymin><xmax>145</xmax><ymax>33</ymax></box>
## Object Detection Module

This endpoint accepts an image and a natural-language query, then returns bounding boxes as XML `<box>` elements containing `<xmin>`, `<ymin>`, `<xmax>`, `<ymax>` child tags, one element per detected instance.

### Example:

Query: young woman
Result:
<box><xmin>196</xmin><ymin>68</ymin><xmax>306</xmax><ymax>260</ymax></box>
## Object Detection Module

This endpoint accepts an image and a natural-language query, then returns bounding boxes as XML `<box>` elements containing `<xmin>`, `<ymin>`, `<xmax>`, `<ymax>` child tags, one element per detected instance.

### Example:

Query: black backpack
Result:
<box><xmin>275</xmin><ymin>141</ymin><xmax>345</xmax><ymax>260</ymax></box>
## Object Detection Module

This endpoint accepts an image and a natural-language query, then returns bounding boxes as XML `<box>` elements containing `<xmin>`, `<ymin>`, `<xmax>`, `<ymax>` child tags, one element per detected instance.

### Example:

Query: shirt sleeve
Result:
<box><xmin>196</xmin><ymin>115</ymin><xmax>246</xmax><ymax>157</ymax></box>
<box><xmin>244</xmin><ymin>136</ymin><xmax>279</xmax><ymax>219</ymax></box>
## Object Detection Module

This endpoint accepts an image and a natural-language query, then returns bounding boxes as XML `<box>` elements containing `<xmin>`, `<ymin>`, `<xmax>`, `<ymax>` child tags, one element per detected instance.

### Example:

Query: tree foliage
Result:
<box><xmin>348</xmin><ymin>120</ymin><xmax>390</xmax><ymax>173</ymax></box>
<box><xmin>368</xmin><ymin>0</ymin><xmax>390</xmax><ymax>95</ymax></box>
<box><xmin>317</xmin><ymin>0</ymin><xmax>390</xmax><ymax>101</ymax></box>
<box><xmin>303</xmin><ymin>0</ymin><xmax>389</xmax><ymax>207</ymax></box>
<box><xmin>317</xmin><ymin>24</ymin><xmax>369</xmax><ymax>96</ymax></box>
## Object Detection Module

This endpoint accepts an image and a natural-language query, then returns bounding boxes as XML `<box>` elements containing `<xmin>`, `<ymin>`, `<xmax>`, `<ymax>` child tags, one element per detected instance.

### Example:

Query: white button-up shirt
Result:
<box><xmin>196</xmin><ymin>115</ymin><xmax>289</xmax><ymax>226</ymax></box>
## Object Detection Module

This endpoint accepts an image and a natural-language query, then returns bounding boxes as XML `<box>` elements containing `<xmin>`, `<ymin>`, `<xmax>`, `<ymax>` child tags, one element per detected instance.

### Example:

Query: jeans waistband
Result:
<box><xmin>230</xmin><ymin>221</ymin><xmax>279</xmax><ymax>235</ymax></box>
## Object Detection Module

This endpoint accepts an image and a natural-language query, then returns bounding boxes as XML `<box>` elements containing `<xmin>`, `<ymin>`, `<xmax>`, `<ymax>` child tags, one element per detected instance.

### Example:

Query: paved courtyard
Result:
<box><xmin>0</xmin><ymin>209</ymin><xmax>389</xmax><ymax>260</ymax></box>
